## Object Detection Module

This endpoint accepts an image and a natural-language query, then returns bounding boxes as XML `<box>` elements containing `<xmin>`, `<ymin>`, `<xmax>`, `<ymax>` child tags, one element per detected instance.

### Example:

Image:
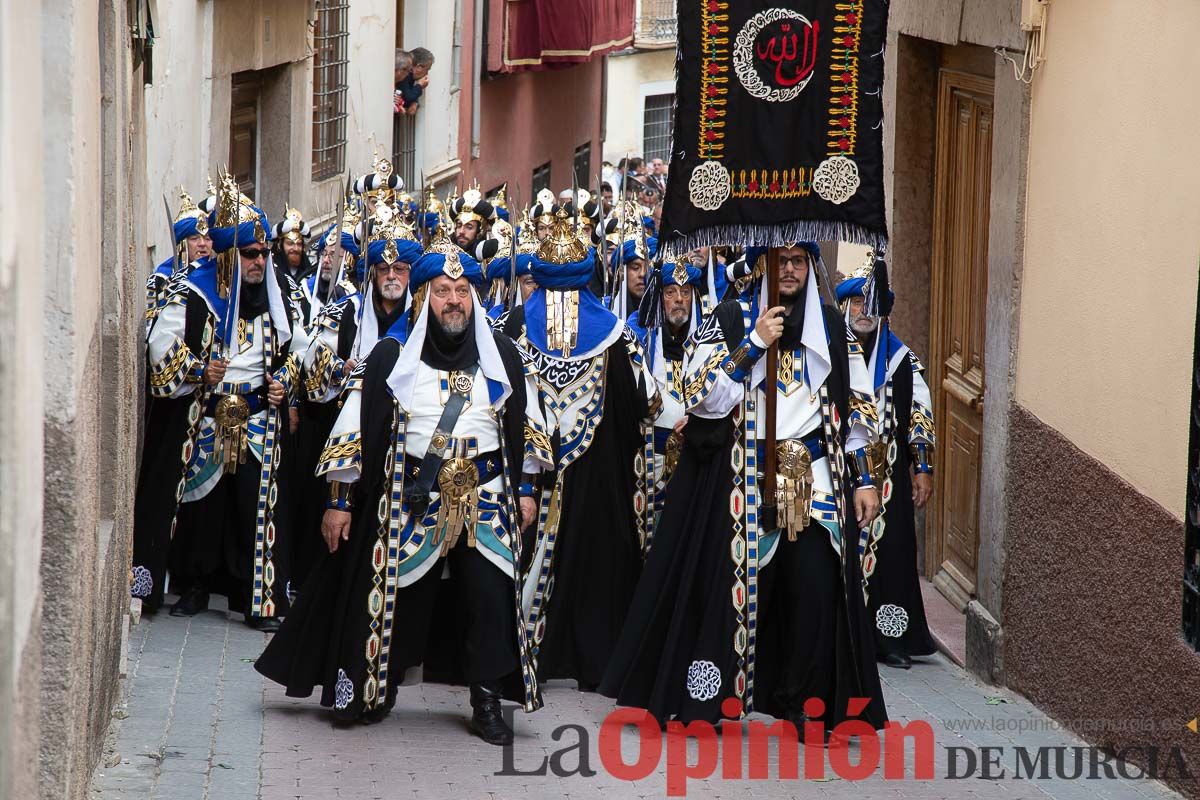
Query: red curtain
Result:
<box><xmin>500</xmin><ymin>0</ymin><xmax>635</xmax><ymax>72</ymax></box>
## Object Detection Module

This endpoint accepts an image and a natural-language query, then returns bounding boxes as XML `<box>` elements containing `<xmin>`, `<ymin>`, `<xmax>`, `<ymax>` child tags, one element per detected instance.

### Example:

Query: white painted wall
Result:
<box><xmin>145</xmin><ymin>0</ymin><xmax>399</xmax><ymax>250</ymax></box>
<box><xmin>602</xmin><ymin>48</ymin><xmax>675</xmax><ymax>163</ymax></box>
<box><xmin>0</xmin><ymin>0</ymin><xmax>46</xmax><ymax>690</ymax></box>
<box><xmin>403</xmin><ymin>0</ymin><xmax>462</xmax><ymax>183</ymax></box>
<box><xmin>144</xmin><ymin>0</ymin><xmax>216</xmax><ymax>265</ymax></box>
<box><xmin>344</xmin><ymin>0</ymin><xmax>400</xmax><ymax>185</ymax></box>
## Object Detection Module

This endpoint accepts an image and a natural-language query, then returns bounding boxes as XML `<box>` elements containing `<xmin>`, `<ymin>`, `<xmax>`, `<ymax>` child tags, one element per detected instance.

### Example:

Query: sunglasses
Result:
<box><xmin>376</xmin><ymin>263</ymin><xmax>410</xmax><ymax>275</ymax></box>
<box><xmin>239</xmin><ymin>248</ymin><xmax>270</xmax><ymax>260</ymax></box>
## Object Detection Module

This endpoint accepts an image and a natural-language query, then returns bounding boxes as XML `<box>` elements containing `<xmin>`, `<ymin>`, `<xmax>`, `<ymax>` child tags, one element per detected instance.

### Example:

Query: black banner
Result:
<box><xmin>659</xmin><ymin>0</ymin><xmax>890</xmax><ymax>254</ymax></box>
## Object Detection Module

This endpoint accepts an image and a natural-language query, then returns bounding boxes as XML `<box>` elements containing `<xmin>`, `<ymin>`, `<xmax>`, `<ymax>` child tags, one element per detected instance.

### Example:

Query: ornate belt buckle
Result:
<box><xmin>433</xmin><ymin>457</ymin><xmax>481</xmax><ymax>554</ymax></box>
<box><xmin>449</xmin><ymin>371</ymin><xmax>474</xmax><ymax>395</ymax></box>
<box><xmin>214</xmin><ymin>393</ymin><xmax>250</xmax><ymax>427</ymax></box>
<box><xmin>775</xmin><ymin>439</ymin><xmax>810</xmax><ymax>478</ymax></box>
<box><xmin>437</xmin><ymin>457</ymin><xmax>480</xmax><ymax>501</ymax></box>
<box><xmin>214</xmin><ymin>394</ymin><xmax>250</xmax><ymax>473</ymax></box>
<box><xmin>774</xmin><ymin>439</ymin><xmax>814</xmax><ymax>541</ymax></box>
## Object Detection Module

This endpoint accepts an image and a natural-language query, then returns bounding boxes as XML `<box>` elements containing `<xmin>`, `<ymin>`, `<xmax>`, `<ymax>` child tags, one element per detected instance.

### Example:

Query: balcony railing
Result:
<box><xmin>635</xmin><ymin>0</ymin><xmax>676</xmax><ymax>49</ymax></box>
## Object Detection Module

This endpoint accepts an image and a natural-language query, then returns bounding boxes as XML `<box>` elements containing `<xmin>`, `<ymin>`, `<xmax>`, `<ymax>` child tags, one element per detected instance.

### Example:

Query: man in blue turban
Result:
<box><xmin>258</xmin><ymin>231</ymin><xmax>550</xmax><ymax>744</ymax></box>
<box><xmin>626</xmin><ymin>256</ymin><xmax>707</xmax><ymax>529</ymax></box>
<box><xmin>132</xmin><ymin>182</ymin><xmax>309</xmax><ymax>633</ymax></box>
<box><xmin>519</xmin><ymin>209</ymin><xmax>660</xmax><ymax>693</ymax></box>
<box><xmin>836</xmin><ymin>256</ymin><xmax>937</xmax><ymax>671</ymax></box>
<box><xmin>601</xmin><ymin>242</ymin><xmax>889</xmax><ymax>742</ymax></box>
<box><xmin>145</xmin><ymin>188</ymin><xmax>212</xmax><ymax>333</ymax></box>
<box><xmin>290</xmin><ymin>222</ymin><xmax>422</xmax><ymax>586</ymax></box>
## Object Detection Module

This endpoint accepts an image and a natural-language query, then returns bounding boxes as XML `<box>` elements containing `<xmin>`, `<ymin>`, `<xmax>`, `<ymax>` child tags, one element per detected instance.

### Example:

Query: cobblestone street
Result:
<box><xmin>90</xmin><ymin>598</ymin><xmax>1184</xmax><ymax>800</ymax></box>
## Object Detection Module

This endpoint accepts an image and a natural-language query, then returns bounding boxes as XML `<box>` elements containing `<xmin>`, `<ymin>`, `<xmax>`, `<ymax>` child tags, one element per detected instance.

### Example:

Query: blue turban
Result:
<box><xmin>421</xmin><ymin>212</ymin><xmax>441</xmax><ymax>233</ymax></box>
<box><xmin>663</xmin><ymin>261</ymin><xmax>703</xmax><ymax>286</ymax></box>
<box><xmin>209</xmin><ymin>206</ymin><xmax>271</xmax><ymax>253</ymax></box>
<box><xmin>316</xmin><ymin>225</ymin><xmax>362</xmax><ymax>260</ymax></box>
<box><xmin>410</xmin><ymin>250</ymin><xmax>483</xmax><ymax>290</ymax></box>
<box><xmin>495</xmin><ymin>206</ymin><xmax>510</xmax><ymax>222</ymax></box>
<box><xmin>835</xmin><ymin>276</ymin><xmax>867</xmax><ymax>302</ymax></box>
<box><xmin>486</xmin><ymin>252</ymin><xmax>534</xmax><ymax>282</ymax></box>
<box><xmin>531</xmin><ymin>248</ymin><xmax>595</xmax><ymax>291</ymax></box>
<box><xmin>173</xmin><ymin>216</ymin><xmax>204</xmax><ymax>244</ymax></box>
<box><xmin>366</xmin><ymin>238</ymin><xmax>423</xmax><ymax>268</ymax></box>
<box><xmin>835</xmin><ymin>274</ymin><xmax>894</xmax><ymax>305</ymax></box>
<box><xmin>609</xmin><ymin>237</ymin><xmax>658</xmax><ymax>269</ymax></box>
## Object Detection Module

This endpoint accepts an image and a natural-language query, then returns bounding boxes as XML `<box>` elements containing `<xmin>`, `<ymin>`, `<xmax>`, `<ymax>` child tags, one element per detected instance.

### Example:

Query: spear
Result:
<box><xmin>596</xmin><ymin>172</ymin><xmax>609</xmax><ymax>300</ymax></box>
<box><xmin>505</xmin><ymin>181</ymin><xmax>521</xmax><ymax>311</ymax></box>
<box><xmin>162</xmin><ymin>192</ymin><xmax>180</xmax><ymax>277</ymax></box>
<box><xmin>761</xmin><ymin>248</ymin><xmax>781</xmax><ymax>533</ymax></box>
<box><xmin>326</xmin><ymin>189</ymin><xmax>346</xmax><ymax>306</ymax></box>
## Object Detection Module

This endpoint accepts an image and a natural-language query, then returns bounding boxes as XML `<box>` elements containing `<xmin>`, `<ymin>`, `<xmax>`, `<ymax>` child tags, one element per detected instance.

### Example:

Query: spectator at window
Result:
<box><xmin>398</xmin><ymin>47</ymin><xmax>435</xmax><ymax>116</ymax></box>
<box><xmin>394</xmin><ymin>50</ymin><xmax>413</xmax><ymax>114</ymax></box>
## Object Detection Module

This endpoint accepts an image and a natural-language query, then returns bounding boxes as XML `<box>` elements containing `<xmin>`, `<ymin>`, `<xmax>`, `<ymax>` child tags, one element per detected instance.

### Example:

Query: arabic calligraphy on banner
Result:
<box><xmin>733</xmin><ymin>8</ymin><xmax>821</xmax><ymax>102</ymax></box>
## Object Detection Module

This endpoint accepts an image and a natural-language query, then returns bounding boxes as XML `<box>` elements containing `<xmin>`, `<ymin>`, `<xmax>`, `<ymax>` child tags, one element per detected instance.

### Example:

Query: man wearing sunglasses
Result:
<box><xmin>133</xmin><ymin>196</ymin><xmax>309</xmax><ymax>633</ymax></box>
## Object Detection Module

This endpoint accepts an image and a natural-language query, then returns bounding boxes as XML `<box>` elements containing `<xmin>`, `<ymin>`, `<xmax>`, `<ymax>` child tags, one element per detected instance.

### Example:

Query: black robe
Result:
<box><xmin>530</xmin><ymin>335</ymin><xmax>650</xmax><ymax>687</ymax></box>
<box><xmin>864</xmin><ymin>349</ymin><xmax>938</xmax><ymax>660</ymax></box>
<box><xmin>130</xmin><ymin>289</ymin><xmax>213</xmax><ymax>612</ymax></box>
<box><xmin>599</xmin><ymin>300</ymin><xmax>887</xmax><ymax>731</ymax></box>
<box><xmin>169</xmin><ymin>283</ymin><xmax>301</xmax><ymax>617</ymax></box>
<box><xmin>290</xmin><ymin>304</ymin><xmax>360</xmax><ymax>588</ymax></box>
<box><xmin>256</xmin><ymin>331</ymin><xmax>541</xmax><ymax>718</ymax></box>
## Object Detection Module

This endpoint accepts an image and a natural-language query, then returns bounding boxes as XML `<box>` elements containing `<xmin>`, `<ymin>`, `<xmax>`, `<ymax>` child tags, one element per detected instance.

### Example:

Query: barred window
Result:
<box><xmin>532</xmin><ymin>162</ymin><xmax>552</xmax><ymax>197</ymax></box>
<box><xmin>643</xmin><ymin>93</ymin><xmax>674</xmax><ymax>163</ymax></box>
<box><xmin>573</xmin><ymin>143</ymin><xmax>592</xmax><ymax>184</ymax></box>
<box><xmin>312</xmin><ymin>0</ymin><xmax>349</xmax><ymax>181</ymax></box>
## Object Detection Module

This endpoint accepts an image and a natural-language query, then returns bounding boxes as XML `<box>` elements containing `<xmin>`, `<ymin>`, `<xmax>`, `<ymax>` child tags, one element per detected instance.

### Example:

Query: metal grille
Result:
<box><xmin>1184</xmin><ymin>273</ymin><xmax>1200</xmax><ymax>650</ymax></box>
<box><xmin>573</xmin><ymin>143</ymin><xmax>592</xmax><ymax>184</ymax></box>
<box><xmin>391</xmin><ymin>111</ymin><xmax>417</xmax><ymax>191</ymax></box>
<box><xmin>643</xmin><ymin>93</ymin><xmax>674</xmax><ymax>163</ymax></box>
<box><xmin>531</xmin><ymin>162</ymin><xmax>552</xmax><ymax>197</ymax></box>
<box><xmin>312</xmin><ymin>0</ymin><xmax>349</xmax><ymax>181</ymax></box>
<box><xmin>635</xmin><ymin>0</ymin><xmax>677</xmax><ymax>48</ymax></box>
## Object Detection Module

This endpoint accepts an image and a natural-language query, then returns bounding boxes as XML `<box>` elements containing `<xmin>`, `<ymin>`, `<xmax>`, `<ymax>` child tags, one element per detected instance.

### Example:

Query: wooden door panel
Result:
<box><xmin>926</xmin><ymin>67</ymin><xmax>993</xmax><ymax>605</ymax></box>
<box><xmin>942</xmin><ymin>399</ymin><xmax>981</xmax><ymax>589</ymax></box>
<box><xmin>230</xmin><ymin>73</ymin><xmax>261</xmax><ymax>201</ymax></box>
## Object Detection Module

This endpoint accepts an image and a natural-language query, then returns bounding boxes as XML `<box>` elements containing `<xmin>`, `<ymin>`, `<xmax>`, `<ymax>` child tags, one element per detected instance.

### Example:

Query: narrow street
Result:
<box><xmin>91</xmin><ymin>598</ymin><xmax>1183</xmax><ymax>800</ymax></box>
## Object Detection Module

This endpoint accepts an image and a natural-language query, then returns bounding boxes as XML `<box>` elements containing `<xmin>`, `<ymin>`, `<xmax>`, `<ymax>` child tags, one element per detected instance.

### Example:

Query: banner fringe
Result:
<box><xmin>661</xmin><ymin>222</ymin><xmax>888</xmax><ymax>259</ymax></box>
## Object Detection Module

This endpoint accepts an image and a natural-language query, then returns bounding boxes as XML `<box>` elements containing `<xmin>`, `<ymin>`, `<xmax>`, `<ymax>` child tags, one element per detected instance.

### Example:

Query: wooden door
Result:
<box><xmin>230</xmin><ymin>72</ymin><xmax>261</xmax><ymax>201</ymax></box>
<box><xmin>926</xmin><ymin>69</ymin><xmax>993</xmax><ymax>609</ymax></box>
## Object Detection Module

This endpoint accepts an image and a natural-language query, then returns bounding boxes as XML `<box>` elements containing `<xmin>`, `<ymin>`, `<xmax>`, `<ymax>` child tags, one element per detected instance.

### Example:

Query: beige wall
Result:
<box><xmin>0</xmin><ymin>0</ymin><xmax>47</xmax><ymax>793</ymax></box>
<box><xmin>147</xmin><ymin>0</ymin><xmax>399</xmax><ymax>254</ymax></box>
<box><xmin>603</xmin><ymin>48</ymin><xmax>675</xmax><ymax>163</ymax></box>
<box><xmin>1015</xmin><ymin>0</ymin><xmax>1200</xmax><ymax>515</ymax></box>
<box><xmin>403</xmin><ymin>0</ymin><xmax>463</xmax><ymax>184</ymax></box>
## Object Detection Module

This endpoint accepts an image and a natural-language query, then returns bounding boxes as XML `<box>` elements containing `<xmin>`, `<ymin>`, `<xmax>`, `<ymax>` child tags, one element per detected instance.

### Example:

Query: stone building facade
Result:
<box><xmin>881</xmin><ymin>1</ymin><xmax>1200</xmax><ymax>795</ymax></box>
<box><xmin>0</xmin><ymin>1</ymin><xmax>147</xmax><ymax>799</ymax></box>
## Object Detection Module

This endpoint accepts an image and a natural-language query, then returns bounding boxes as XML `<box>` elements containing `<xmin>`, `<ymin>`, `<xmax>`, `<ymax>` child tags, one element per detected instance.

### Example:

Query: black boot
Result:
<box><xmin>468</xmin><ymin>682</ymin><xmax>513</xmax><ymax>746</ymax></box>
<box><xmin>881</xmin><ymin>652</ymin><xmax>912</xmax><ymax>670</ymax></box>
<box><xmin>787</xmin><ymin>713</ymin><xmax>832</xmax><ymax>747</ymax></box>
<box><xmin>244</xmin><ymin>612</ymin><xmax>281</xmax><ymax>633</ymax></box>
<box><xmin>170</xmin><ymin>587</ymin><xmax>210</xmax><ymax>617</ymax></box>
